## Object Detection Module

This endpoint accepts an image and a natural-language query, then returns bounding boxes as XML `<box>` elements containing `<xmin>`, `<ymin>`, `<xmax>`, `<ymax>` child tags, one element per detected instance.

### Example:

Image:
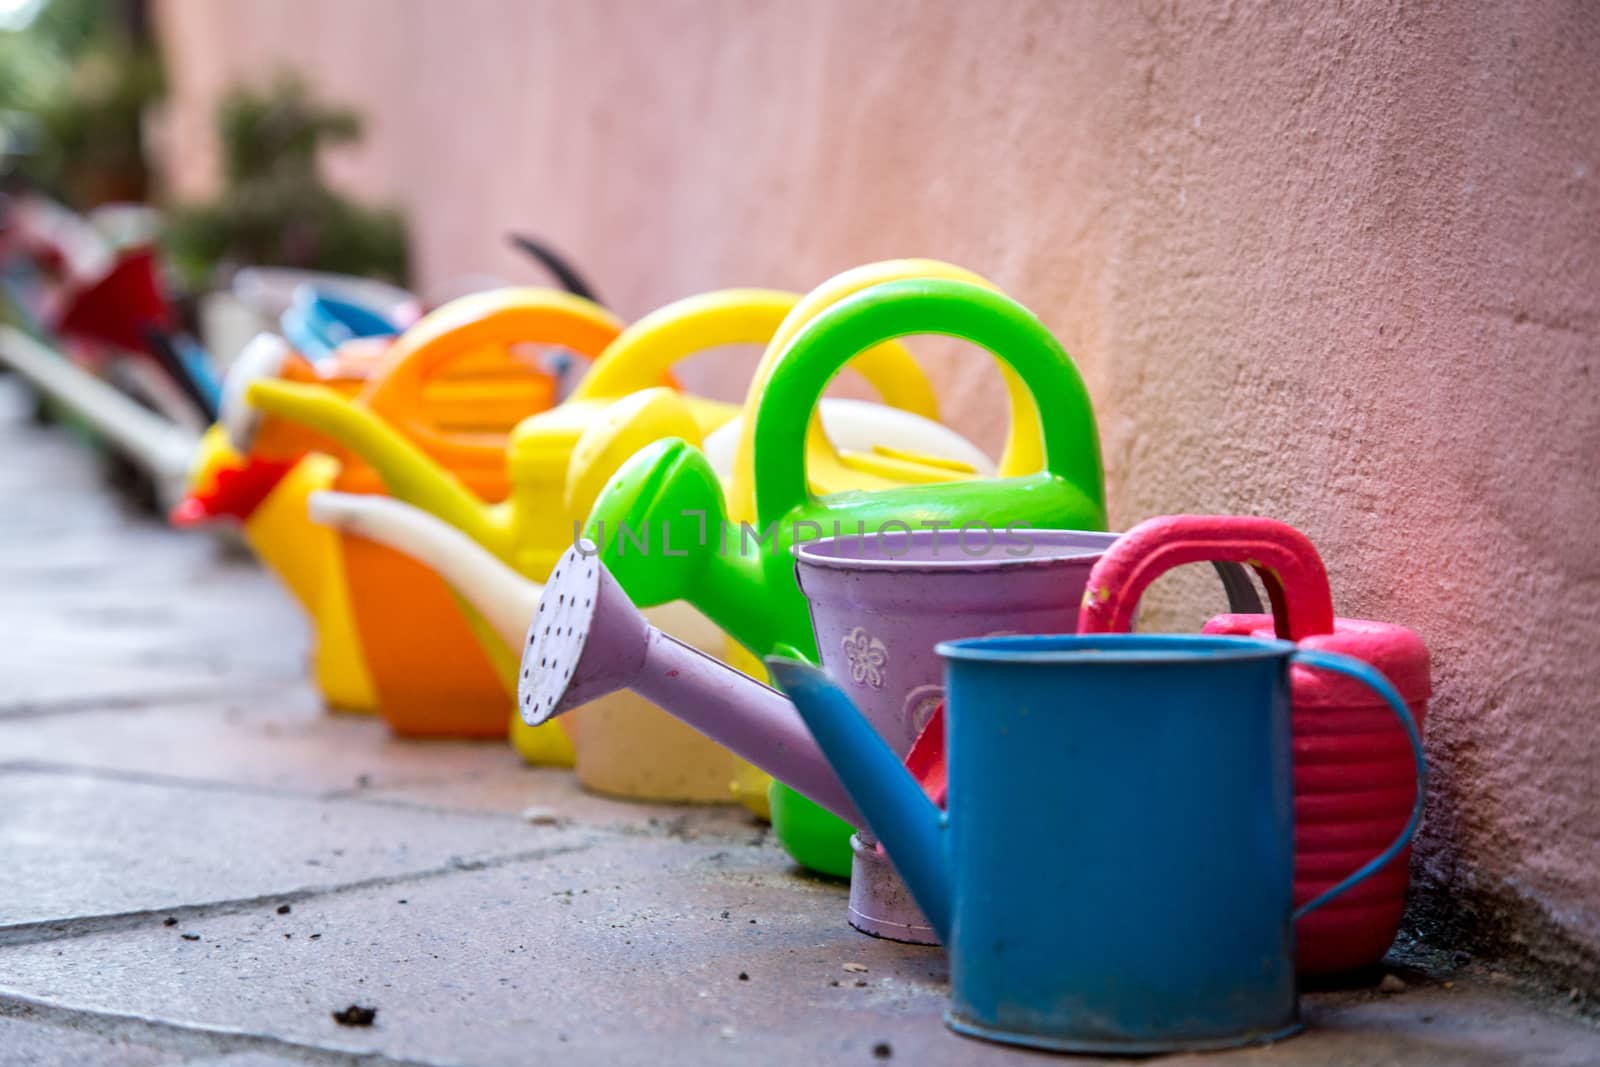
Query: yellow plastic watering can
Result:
<box><xmin>258</xmin><ymin>278</ymin><xmax>994</xmax><ymax>784</ymax></box>
<box><xmin>172</xmin><ymin>332</ymin><xmax>399</xmax><ymax>713</ymax></box>
<box><xmin>175</xmin><ymin>423</ymin><xmax>376</xmax><ymax>711</ymax></box>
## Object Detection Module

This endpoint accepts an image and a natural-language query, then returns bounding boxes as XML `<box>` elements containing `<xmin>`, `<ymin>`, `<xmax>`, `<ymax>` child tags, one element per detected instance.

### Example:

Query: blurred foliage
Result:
<box><xmin>163</xmin><ymin>75</ymin><xmax>409</xmax><ymax>290</ymax></box>
<box><xmin>0</xmin><ymin>0</ymin><xmax>161</xmax><ymax>204</ymax></box>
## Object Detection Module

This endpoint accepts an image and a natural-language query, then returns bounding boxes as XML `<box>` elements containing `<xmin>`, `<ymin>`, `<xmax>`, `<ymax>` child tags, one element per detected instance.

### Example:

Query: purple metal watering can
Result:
<box><xmin>519</xmin><ymin>534</ymin><xmax>1262</xmax><ymax>945</ymax></box>
<box><xmin>793</xmin><ymin>528</ymin><xmax>1115</xmax><ymax>941</ymax></box>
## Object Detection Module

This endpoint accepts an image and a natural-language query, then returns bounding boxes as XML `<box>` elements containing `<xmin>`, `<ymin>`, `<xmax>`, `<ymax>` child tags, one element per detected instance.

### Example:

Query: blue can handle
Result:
<box><xmin>1288</xmin><ymin>648</ymin><xmax>1427</xmax><ymax>920</ymax></box>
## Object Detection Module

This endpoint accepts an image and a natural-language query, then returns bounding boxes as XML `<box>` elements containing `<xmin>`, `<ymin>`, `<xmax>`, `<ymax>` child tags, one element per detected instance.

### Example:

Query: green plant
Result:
<box><xmin>163</xmin><ymin>75</ymin><xmax>409</xmax><ymax>290</ymax></box>
<box><xmin>0</xmin><ymin>0</ymin><xmax>162</xmax><ymax>205</ymax></box>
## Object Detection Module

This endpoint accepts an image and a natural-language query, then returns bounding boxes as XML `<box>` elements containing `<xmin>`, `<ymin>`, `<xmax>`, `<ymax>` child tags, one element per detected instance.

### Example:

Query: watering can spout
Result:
<box><xmin>516</xmin><ymin>547</ymin><xmax>865</xmax><ymax>828</ymax></box>
<box><xmin>308</xmin><ymin>491</ymin><xmax>541</xmax><ymax>649</ymax></box>
<box><xmin>765</xmin><ymin>657</ymin><xmax>952</xmax><ymax>943</ymax></box>
<box><xmin>244</xmin><ymin>378</ymin><xmax>503</xmax><ymax>553</ymax></box>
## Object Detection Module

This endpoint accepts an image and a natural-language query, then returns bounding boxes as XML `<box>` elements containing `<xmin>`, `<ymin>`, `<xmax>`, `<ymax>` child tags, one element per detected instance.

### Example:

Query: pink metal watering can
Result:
<box><xmin>1075</xmin><ymin>514</ymin><xmax>1431</xmax><ymax>975</ymax></box>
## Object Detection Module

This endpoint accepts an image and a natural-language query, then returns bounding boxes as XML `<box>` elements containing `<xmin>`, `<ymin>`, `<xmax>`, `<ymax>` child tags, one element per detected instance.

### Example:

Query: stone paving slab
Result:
<box><xmin>0</xmin><ymin>686</ymin><xmax>770</xmax><ymax>843</ymax></box>
<box><xmin>356</xmin><ymin>756</ymin><xmax>768</xmax><ymax>838</ymax></box>
<box><xmin>3</xmin><ymin>833</ymin><xmax>1596</xmax><ymax>1066</ymax></box>
<box><xmin>0</xmin><ymin>1009</ymin><xmax>325</xmax><ymax>1067</ymax></box>
<box><xmin>0</xmin><ymin>1013</ymin><xmax>194</xmax><ymax>1067</ymax></box>
<box><xmin>0</xmin><ymin>666</ymin><xmax>267</xmax><ymax>719</ymax></box>
<box><xmin>0</xmin><ymin>765</ymin><xmax>600</xmax><ymax>930</ymax></box>
<box><xmin>0</xmin><ymin>833</ymin><xmax>996</xmax><ymax>1066</ymax></box>
<box><xmin>0</xmin><ymin>690</ymin><xmax>504</xmax><ymax>796</ymax></box>
<box><xmin>0</xmin><ymin>550</ymin><xmax>305</xmax><ymax>692</ymax></box>
<box><xmin>0</xmin><ymin>540</ymin><xmax>306</xmax><ymax>713</ymax></box>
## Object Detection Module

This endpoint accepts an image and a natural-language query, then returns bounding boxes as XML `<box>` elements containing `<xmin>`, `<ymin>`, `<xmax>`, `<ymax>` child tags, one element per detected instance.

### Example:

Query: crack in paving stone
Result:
<box><xmin>0</xmin><ymin>759</ymin><xmax>323</xmax><ymax>800</ymax></box>
<box><xmin>0</xmin><ymin>990</ymin><xmax>454</xmax><ymax>1067</ymax></box>
<box><xmin>0</xmin><ymin>841</ymin><xmax>604</xmax><ymax>948</ymax></box>
<box><xmin>316</xmin><ymin>780</ymin><xmax>530</xmax><ymax>806</ymax></box>
<box><xmin>1</xmin><ymin>760</ymin><xmax>528</xmax><ymax>809</ymax></box>
<box><xmin>0</xmin><ymin>679</ymin><xmax>299</xmax><ymax>719</ymax></box>
<box><xmin>325</xmin><ymin>792</ymin><xmax>767</xmax><ymax>845</ymax></box>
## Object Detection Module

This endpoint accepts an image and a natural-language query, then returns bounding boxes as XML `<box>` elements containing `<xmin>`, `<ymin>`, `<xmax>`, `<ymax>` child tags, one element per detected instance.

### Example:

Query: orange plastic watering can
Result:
<box><xmin>222</xmin><ymin>288</ymin><xmax>625</xmax><ymax>735</ymax></box>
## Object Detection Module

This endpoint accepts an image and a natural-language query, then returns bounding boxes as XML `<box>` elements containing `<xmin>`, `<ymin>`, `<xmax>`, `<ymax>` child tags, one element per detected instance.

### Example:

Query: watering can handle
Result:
<box><xmin>728</xmin><ymin>258</ymin><xmax>1035</xmax><ymax>522</ymax></box>
<box><xmin>360</xmin><ymin>287</ymin><xmax>625</xmax><ymax>448</ymax></box>
<box><xmin>750</xmin><ymin>278</ymin><xmax>1103</xmax><ymax>529</ymax></box>
<box><xmin>566</xmin><ymin>289</ymin><xmax>940</xmax><ymax>411</ymax></box>
<box><xmin>1077</xmin><ymin>515</ymin><xmax>1336</xmax><ymax>642</ymax></box>
<box><xmin>1287</xmin><ymin>649</ymin><xmax>1427</xmax><ymax>920</ymax></box>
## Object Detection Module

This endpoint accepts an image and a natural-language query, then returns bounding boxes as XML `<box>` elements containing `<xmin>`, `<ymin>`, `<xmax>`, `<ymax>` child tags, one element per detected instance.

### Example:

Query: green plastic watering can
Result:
<box><xmin>582</xmin><ymin>277</ymin><xmax>1107</xmax><ymax>874</ymax></box>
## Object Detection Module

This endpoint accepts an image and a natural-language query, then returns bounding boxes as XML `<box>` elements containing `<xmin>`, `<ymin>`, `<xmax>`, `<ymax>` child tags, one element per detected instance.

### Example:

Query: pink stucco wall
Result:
<box><xmin>155</xmin><ymin>1</ymin><xmax>1600</xmax><ymax>975</ymax></box>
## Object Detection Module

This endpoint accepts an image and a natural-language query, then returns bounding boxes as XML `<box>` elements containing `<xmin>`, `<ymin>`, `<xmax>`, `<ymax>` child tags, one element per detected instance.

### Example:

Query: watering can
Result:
<box><xmin>222</xmin><ymin>289</ymin><xmax>625</xmax><ymax>735</ymax></box>
<box><xmin>1076</xmin><ymin>514</ymin><xmax>1432</xmax><ymax>974</ymax></box>
<box><xmin>1</xmin><ymin>205</ymin><xmax>219</xmax><ymax>464</ymax></box>
<box><xmin>177</xmin><ymin>327</ymin><xmax>543</xmax><ymax>715</ymax></box>
<box><xmin>174</xmin><ymin>422</ymin><xmax>376</xmax><ymax>711</ymax></box>
<box><xmin>273</xmin><ymin>281</ymin><xmax>984</xmax><ymax>778</ymax></box>
<box><xmin>585</xmin><ymin>277</ymin><xmax>1106</xmax><ymax>875</ymax></box>
<box><xmin>51</xmin><ymin>247</ymin><xmax>222</xmax><ymax>426</ymax></box>
<box><xmin>506</xmin><ymin>233</ymin><xmax>605</xmax><ymax>306</ymax></box>
<box><xmin>280</xmin><ymin>286</ymin><xmax>400</xmax><ymax>363</ymax></box>
<box><xmin>229</xmin><ymin>266</ymin><xmax>420</xmax><ymax>341</ymax></box>
<box><xmin>0</xmin><ymin>323</ymin><xmax>199</xmax><ymax>511</ymax></box>
<box><xmin>271</xmin><ymin>235</ymin><xmax>601</xmax><ymax>364</ymax></box>
<box><xmin>512</xmin><ymin>533</ymin><xmax>1107</xmax><ymax>939</ymax></box>
<box><xmin>766</xmin><ymin>630</ymin><xmax>1426</xmax><ymax>1053</ymax></box>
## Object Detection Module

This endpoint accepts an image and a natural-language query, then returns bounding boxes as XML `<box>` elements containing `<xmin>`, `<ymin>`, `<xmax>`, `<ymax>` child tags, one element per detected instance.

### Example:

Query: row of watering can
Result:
<box><xmin>166</xmin><ymin>256</ymin><xmax>1428</xmax><ymax>1054</ymax></box>
<box><xmin>0</xmin><ymin>186</ymin><xmax>598</xmax><ymax>514</ymax></box>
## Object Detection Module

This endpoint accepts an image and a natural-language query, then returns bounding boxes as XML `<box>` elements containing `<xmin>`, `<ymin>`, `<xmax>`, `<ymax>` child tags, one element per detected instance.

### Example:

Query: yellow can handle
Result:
<box><xmin>568</xmin><ymin>288</ymin><xmax>947</xmax><ymax>417</ymax></box>
<box><xmin>570</xmin><ymin>290</ymin><xmax>797</xmax><ymax>401</ymax></box>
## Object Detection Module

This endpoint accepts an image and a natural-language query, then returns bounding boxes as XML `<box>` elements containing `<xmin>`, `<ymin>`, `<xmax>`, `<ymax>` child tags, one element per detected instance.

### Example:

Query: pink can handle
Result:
<box><xmin>1077</xmin><ymin>515</ymin><xmax>1335</xmax><ymax>641</ymax></box>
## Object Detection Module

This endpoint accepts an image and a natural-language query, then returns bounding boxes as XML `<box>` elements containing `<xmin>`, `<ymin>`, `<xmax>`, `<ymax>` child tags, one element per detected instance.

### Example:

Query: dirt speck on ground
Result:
<box><xmin>332</xmin><ymin>1004</ymin><xmax>377</xmax><ymax>1027</ymax></box>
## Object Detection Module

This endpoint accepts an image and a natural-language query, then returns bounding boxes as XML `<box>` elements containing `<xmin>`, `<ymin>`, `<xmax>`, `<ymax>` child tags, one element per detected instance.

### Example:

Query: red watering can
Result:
<box><xmin>53</xmin><ymin>246</ymin><xmax>176</xmax><ymax>358</ymax></box>
<box><xmin>1076</xmin><ymin>514</ymin><xmax>1429</xmax><ymax>974</ymax></box>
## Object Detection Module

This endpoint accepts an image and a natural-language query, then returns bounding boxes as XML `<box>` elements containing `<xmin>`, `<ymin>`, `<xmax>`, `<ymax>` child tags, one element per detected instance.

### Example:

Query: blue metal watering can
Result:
<box><xmin>767</xmin><ymin>633</ymin><xmax>1425</xmax><ymax>1054</ymax></box>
